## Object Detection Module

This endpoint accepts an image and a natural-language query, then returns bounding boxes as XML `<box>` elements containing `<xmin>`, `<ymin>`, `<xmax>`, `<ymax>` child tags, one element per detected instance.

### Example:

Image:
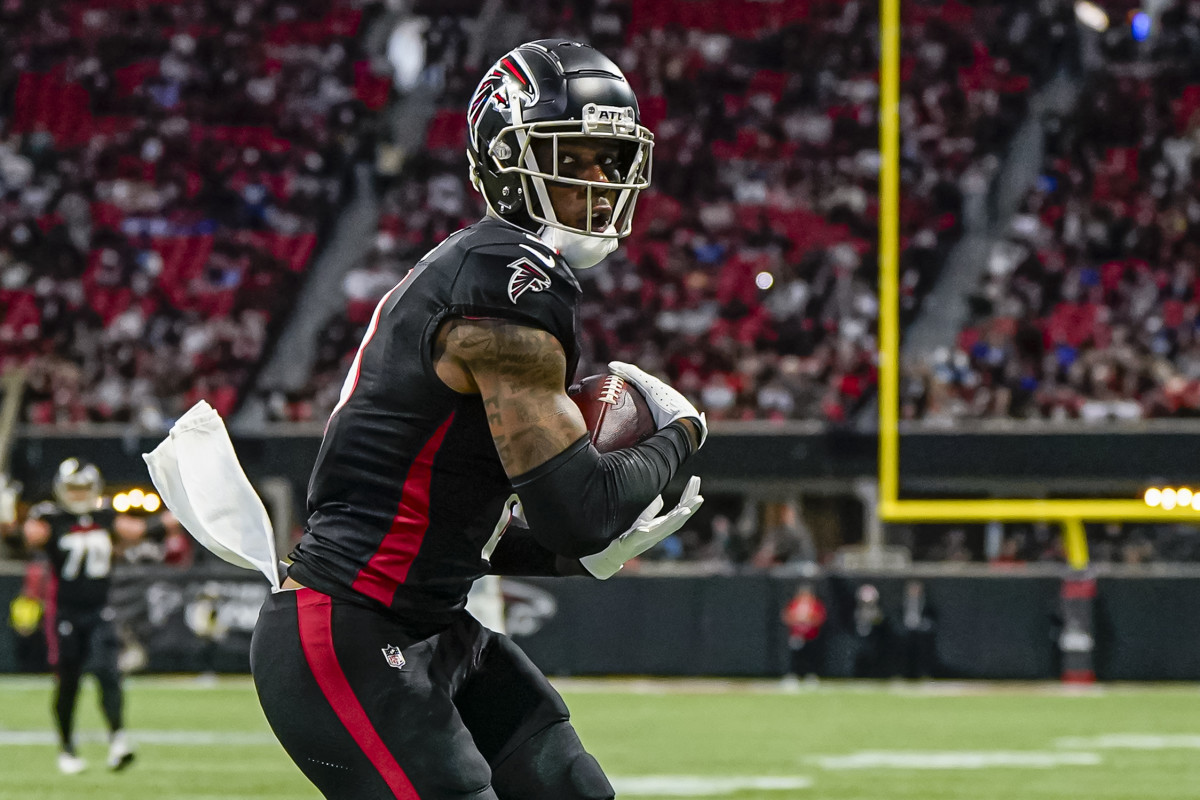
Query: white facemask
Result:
<box><xmin>538</xmin><ymin>224</ymin><xmax>618</xmax><ymax>270</ymax></box>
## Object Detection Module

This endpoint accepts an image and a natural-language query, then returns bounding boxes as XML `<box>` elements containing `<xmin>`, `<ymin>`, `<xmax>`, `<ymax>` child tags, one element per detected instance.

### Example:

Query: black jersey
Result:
<box><xmin>289</xmin><ymin>217</ymin><xmax>581</xmax><ymax>625</ymax></box>
<box><xmin>28</xmin><ymin>501</ymin><xmax>119</xmax><ymax>612</ymax></box>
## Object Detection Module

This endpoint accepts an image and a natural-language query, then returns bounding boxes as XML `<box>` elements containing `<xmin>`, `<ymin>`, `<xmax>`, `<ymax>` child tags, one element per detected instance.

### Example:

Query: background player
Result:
<box><xmin>22</xmin><ymin>458</ymin><xmax>175</xmax><ymax>775</ymax></box>
<box><xmin>250</xmin><ymin>39</ymin><xmax>704</xmax><ymax>799</ymax></box>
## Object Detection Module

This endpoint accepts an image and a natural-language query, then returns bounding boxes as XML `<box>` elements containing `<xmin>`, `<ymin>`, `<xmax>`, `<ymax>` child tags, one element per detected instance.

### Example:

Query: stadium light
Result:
<box><xmin>1074</xmin><ymin>1</ymin><xmax>1110</xmax><ymax>31</ymax></box>
<box><xmin>111</xmin><ymin>487</ymin><xmax>160</xmax><ymax>512</ymax></box>
<box><xmin>1143</xmin><ymin>487</ymin><xmax>1200</xmax><ymax>510</ymax></box>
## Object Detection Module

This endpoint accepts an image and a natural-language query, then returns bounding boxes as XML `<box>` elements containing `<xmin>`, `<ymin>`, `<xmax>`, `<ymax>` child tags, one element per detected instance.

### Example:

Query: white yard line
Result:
<box><xmin>0</xmin><ymin>730</ymin><xmax>278</xmax><ymax>746</ymax></box>
<box><xmin>610</xmin><ymin>776</ymin><xmax>813</xmax><ymax>795</ymax></box>
<box><xmin>551</xmin><ymin>677</ymin><xmax>792</xmax><ymax>695</ymax></box>
<box><xmin>1057</xmin><ymin>734</ymin><xmax>1200</xmax><ymax>750</ymax></box>
<box><xmin>0</xmin><ymin>675</ymin><xmax>259</xmax><ymax>691</ymax></box>
<box><xmin>815</xmin><ymin>751</ymin><xmax>1102</xmax><ymax>770</ymax></box>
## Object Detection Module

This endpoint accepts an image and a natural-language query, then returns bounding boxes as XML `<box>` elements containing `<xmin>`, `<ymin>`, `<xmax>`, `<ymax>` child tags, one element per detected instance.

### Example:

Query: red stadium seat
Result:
<box><xmin>114</xmin><ymin>61</ymin><xmax>160</xmax><ymax>96</ymax></box>
<box><xmin>747</xmin><ymin>71</ymin><xmax>788</xmax><ymax>103</ymax></box>
<box><xmin>426</xmin><ymin>109</ymin><xmax>466</xmax><ymax>152</ymax></box>
<box><xmin>1174</xmin><ymin>85</ymin><xmax>1200</xmax><ymax>132</ymax></box>
<box><xmin>639</xmin><ymin>96</ymin><xmax>667</xmax><ymax>134</ymax></box>
<box><xmin>355</xmin><ymin>62</ymin><xmax>393</xmax><ymax>111</ymax></box>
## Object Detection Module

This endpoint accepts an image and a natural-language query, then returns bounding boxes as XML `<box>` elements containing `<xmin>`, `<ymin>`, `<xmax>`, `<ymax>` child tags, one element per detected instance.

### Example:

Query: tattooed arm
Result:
<box><xmin>436</xmin><ymin>317</ymin><xmax>698</xmax><ymax>559</ymax></box>
<box><xmin>435</xmin><ymin>318</ymin><xmax>589</xmax><ymax>475</ymax></box>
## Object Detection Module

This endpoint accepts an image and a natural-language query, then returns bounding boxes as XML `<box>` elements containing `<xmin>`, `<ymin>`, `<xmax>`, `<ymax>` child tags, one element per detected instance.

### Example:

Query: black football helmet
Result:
<box><xmin>53</xmin><ymin>458</ymin><xmax>103</xmax><ymax>514</ymax></box>
<box><xmin>466</xmin><ymin>40</ymin><xmax>653</xmax><ymax>241</ymax></box>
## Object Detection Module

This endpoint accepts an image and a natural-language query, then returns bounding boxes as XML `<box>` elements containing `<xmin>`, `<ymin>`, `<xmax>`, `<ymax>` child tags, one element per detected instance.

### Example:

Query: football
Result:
<box><xmin>569</xmin><ymin>373</ymin><xmax>657</xmax><ymax>452</ymax></box>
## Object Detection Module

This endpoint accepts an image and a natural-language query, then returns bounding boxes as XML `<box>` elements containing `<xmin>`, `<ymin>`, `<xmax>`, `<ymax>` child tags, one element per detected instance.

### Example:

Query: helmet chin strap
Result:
<box><xmin>538</xmin><ymin>224</ymin><xmax>617</xmax><ymax>269</ymax></box>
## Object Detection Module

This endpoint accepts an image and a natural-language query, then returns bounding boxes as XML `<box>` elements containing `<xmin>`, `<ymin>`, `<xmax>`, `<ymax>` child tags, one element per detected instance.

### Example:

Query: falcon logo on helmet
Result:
<box><xmin>465</xmin><ymin>40</ymin><xmax>654</xmax><ymax>269</ymax></box>
<box><xmin>467</xmin><ymin>52</ymin><xmax>539</xmax><ymax>130</ymax></box>
<box><xmin>506</xmin><ymin>257</ymin><xmax>552</xmax><ymax>304</ymax></box>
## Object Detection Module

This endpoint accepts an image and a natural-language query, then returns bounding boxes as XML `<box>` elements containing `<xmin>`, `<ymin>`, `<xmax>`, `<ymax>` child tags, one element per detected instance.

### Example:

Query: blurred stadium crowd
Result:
<box><xmin>2</xmin><ymin>0</ymin><xmax>1087</xmax><ymax>428</ymax></box>
<box><xmin>265</xmin><ymin>0</ymin><xmax>1076</xmax><ymax>424</ymax></box>
<box><xmin>904</xmin><ymin>0</ymin><xmax>1200</xmax><ymax>421</ymax></box>
<box><xmin>3</xmin><ymin>0</ymin><xmax>1200</xmax><ymax>567</ymax></box>
<box><xmin>0</xmin><ymin>0</ymin><xmax>384</xmax><ymax>426</ymax></box>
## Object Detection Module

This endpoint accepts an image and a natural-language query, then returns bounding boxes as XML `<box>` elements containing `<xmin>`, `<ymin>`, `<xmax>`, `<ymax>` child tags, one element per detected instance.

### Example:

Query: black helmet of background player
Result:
<box><xmin>53</xmin><ymin>458</ymin><xmax>103</xmax><ymax>515</ymax></box>
<box><xmin>466</xmin><ymin>40</ymin><xmax>654</xmax><ymax>269</ymax></box>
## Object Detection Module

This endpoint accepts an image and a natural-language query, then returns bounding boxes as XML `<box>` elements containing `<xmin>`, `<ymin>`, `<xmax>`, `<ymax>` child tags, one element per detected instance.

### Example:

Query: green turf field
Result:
<box><xmin>1</xmin><ymin>676</ymin><xmax>1199</xmax><ymax>799</ymax></box>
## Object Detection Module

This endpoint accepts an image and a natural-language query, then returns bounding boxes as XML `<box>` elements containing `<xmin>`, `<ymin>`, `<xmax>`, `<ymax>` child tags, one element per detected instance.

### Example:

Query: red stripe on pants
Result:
<box><xmin>296</xmin><ymin>589</ymin><xmax>421</xmax><ymax>799</ymax></box>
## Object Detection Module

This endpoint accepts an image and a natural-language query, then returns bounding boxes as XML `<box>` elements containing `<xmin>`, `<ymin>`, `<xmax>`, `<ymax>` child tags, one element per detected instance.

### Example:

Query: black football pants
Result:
<box><xmin>51</xmin><ymin>609</ymin><xmax>124</xmax><ymax>752</ymax></box>
<box><xmin>250</xmin><ymin>588</ymin><xmax>614</xmax><ymax>800</ymax></box>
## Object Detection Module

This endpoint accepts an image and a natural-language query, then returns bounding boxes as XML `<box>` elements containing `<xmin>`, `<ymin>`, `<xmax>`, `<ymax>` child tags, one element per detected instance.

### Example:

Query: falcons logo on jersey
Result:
<box><xmin>507</xmin><ymin>257</ymin><xmax>552</xmax><ymax>303</ymax></box>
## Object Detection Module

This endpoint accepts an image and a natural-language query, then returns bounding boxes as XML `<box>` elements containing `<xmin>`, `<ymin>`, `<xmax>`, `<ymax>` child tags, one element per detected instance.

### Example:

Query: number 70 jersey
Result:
<box><xmin>27</xmin><ymin>502</ymin><xmax>119</xmax><ymax>611</ymax></box>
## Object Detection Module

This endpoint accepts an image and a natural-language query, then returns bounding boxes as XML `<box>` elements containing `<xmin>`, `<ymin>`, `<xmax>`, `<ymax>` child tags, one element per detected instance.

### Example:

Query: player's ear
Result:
<box><xmin>467</xmin><ymin>149</ymin><xmax>483</xmax><ymax>193</ymax></box>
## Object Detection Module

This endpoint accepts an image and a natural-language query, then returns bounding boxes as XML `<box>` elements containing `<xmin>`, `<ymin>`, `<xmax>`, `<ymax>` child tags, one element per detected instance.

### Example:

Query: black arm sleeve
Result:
<box><xmin>510</xmin><ymin>421</ymin><xmax>695</xmax><ymax>559</ymax></box>
<box><xmin>486</xmin><ymin>527</ymin><xmax>590</xmax><ymax>577</ymax></box>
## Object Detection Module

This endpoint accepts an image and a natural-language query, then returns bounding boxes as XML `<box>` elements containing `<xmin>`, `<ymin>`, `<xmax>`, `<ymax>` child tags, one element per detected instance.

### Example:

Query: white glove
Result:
<box><xmin>607</xmin><ymin>361</ymin><xmax>708</xmax><ymax>447</ymax></box>
<box><xmin>579</xmin><ymin>476</ymin><xmax>703</xmax><ymax>579</ymax></box>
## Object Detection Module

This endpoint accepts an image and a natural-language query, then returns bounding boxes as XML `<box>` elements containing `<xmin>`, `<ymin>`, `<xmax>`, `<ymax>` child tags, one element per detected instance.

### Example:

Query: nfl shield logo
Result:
<box><xmin>381</xmin><ymin>644</ymin><xmax>405</xmax><ymax>670</ymax></box>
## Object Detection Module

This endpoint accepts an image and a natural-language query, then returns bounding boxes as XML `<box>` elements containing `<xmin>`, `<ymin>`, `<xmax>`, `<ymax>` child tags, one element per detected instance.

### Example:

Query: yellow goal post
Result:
<box><xmin>874</xmin><ymin>0</ymin><xmax>1200</xmax><ymax>569</ymax></box>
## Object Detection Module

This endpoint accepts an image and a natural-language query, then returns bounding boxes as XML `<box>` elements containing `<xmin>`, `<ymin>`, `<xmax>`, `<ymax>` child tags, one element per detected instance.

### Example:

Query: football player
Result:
<box><xmin>23</xmin><ymin>458</ymin><xmax>173</xmax><ymax>775</ymax></box>
<box><xmin>250</xmin><ymin>40</ymin><xmax>705</xmax><ymax>799</ymax></box>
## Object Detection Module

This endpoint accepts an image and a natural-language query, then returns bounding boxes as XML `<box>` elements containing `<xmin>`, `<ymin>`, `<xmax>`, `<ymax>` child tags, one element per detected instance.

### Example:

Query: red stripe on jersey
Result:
<box><xmin>351</xmin><ymin>413</ymin><xmax>455</xmax><ymax>605</ymax></box>
<box><xmin>295</xmin><ymin>590</ymin><xmax>421</xmax><ymax>799</ymax></box>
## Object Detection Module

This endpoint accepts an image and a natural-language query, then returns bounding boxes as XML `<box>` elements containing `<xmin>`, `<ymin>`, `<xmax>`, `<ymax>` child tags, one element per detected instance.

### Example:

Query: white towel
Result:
<box><xmin>142</xmin><ymin>401</ymin><xmax>283</xmax><ymax>591</ymax></box>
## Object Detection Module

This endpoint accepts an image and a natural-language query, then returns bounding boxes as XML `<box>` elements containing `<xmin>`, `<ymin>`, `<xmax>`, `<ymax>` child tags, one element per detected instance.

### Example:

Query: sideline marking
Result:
<box><xmin>610</xmin><ymin>776</ymin><xmax>813</xmax><ymax>796</ymax></box>
<box><xmin>549</xmin><ymin>677</ymin><xmax>1200</xmax><ymax>697</ymax></box>
<box><xmin>1057</xmin><ymin>734</ymin><xmax>1200</xmax><ymax>750</ymax></box>
<box><xmin>816</xmin><ymin>751</ymin><xmax>1102</xmax><ymax>770</ymax></box>
<box><xmin>3</xmin><ymin>675</ymin><xmax>1199</xmax><ymax>696</ymax></box>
